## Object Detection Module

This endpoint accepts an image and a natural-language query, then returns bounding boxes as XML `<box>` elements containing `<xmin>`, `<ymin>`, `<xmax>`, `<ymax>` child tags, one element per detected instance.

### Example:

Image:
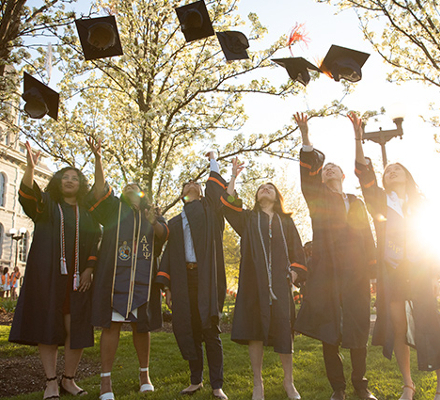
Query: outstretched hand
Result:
<box><xmin>25</xmin><ymin>141</ymin><xmax>40</xmax><ymax>169</ymax></box>
<box><xmin>294</xmin><ymin>112</ymin><xmax>311</xmax><ymax>146</ymax></box>
<box><xmin>86</xmin><ymin>137</ymin><xmax>102</xmax><ymax>158</ymax></box>
<box><xmin>347</xmin><ymin>111</ymin><xmax>363</xmax><ymax>141</ymax></box>
<box><xmin>232</xmin><ymin>157</ymin><xmax>245</xmax><ymax>178</ymax></box>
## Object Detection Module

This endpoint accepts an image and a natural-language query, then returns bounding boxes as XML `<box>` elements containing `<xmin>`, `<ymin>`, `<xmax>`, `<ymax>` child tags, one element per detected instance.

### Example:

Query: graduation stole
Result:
<box><xmin>58</xmin><ymin>203</ymin><xmax>80</xmax><ymax>291</ymax></box>
<box><xmin>110</xmin><ymin>201</ymin><xmax>154</xmax><ymax>318</ymax></box>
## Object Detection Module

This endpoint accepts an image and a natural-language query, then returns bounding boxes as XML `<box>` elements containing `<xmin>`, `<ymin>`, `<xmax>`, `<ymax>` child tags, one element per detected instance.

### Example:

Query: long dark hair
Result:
<box><xmin>45</xmin><ymin>167</ymin><xmax>89</xmax><ymax>204</ymax></box>
<box><xmin>252</xmin><ymin>182</ymin><xmax>292</xmax><ymax>217</ymax></box>
<box><xmin>382</xmin><ymin>162</ymin><xmax>424</xmax><ymax>208</ymax></box>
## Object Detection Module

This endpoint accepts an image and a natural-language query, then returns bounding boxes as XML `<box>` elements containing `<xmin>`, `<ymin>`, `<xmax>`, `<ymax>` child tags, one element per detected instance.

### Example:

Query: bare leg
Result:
<box><xmin>279</xmin><ymin>353</ymin><xmax>300</xmax><ymax>399</ymax></box>
<box><xmin>61</xmin><ymin>314</ymin><xmax>87</xmax><ymax>395</ymax></box>
<box><xmin>100</xmin><ymin>322</ymin><xmax>122</xmax><ymax>395</ymax></box>
<box><xmin>131</xmin><ymin>323</ymin><xmax>152</xmax><ymax>387</ymax></box>
<box><xmin>38</xmin><ymin>343</ymin><xmax>59</xmax><ymax>399</ymax></box>
<box><xmin>249</xmin><ymin>341</ymin><xmax>264</xmax><ymax>400</ymax></box>
<box><xmin>390</xmin><ymin>301</ymin><xmax>414</xmax><ymax>399</ymax></box>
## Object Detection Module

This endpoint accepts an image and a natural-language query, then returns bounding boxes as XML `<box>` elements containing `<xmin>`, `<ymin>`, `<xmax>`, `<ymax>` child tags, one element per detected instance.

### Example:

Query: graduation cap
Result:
<box><xmin>321</xmin><ymin>45</ymin><xmax>370</xmax><ymax>82</ymax></box>
<box><xmin>22</xmin><ymin>72</ymin><xmax>59</xmax><ymax>120</ymax></box>
<box><xmin>175</xmin><ymin>0</ymin><xmax>215</xmax><ymax>42</ymax></box>
<box><xmin>216</xmin><ymin>31</ymin><xmax>249</xmax><ymax>61</ymax></box>
<box><xmin>272</xmin><ymin>57</ymin><xmax>321</xmax><ymax>86</ymax></box>
<box><xmin>75</xmin><ymin>15</ymin><xmax>123</xmax><ymax>61</ymax></box>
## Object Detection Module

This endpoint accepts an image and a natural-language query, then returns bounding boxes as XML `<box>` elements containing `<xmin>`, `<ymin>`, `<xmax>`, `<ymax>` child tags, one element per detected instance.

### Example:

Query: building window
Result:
<box><xmin>18</xmin><ymin>233</ymin><xmax>28</xmax><ymax>262</ymax></box>
<box><xmin>0</xmin><ymin>173</ymin><xmax>6</xmax><ymax>207</ymax></box>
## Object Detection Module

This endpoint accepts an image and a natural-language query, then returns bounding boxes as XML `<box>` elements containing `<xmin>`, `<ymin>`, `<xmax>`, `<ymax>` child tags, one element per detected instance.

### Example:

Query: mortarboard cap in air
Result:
<box><xmin>321</xmin><ymin>45</ymin><xmax>370</xmax><ymax>82</ymax></box>
<box><xmin>75</xmin><ymin>15</ymin><xmax>123</xmax><ymax>61</ymax></box>
<box><xmin>22</xmin><ymin>72</ymin><xmax>59</xmax><ymax>120</ymax></box>
<box><xmin>272</xmin><ymin>57</ymin><xmax>321</xmax><ymax>86</ymax></box>
<box><xmin>175</xmin><ymin>0</ymin><xmax>215</xmax><ymax>42</ymax></box>
<box><xmin>216</xmin><ymin>31</ymin><xmax>250</xmax><ymax>61</ymax></box>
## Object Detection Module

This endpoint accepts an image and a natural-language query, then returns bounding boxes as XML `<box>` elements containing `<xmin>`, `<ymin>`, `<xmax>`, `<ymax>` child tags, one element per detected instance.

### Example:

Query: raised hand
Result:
<box><xmin>232</xmin><ymin>157</ymin><xmax>245</xmax><ymax>178</ymax></box>
<box><xmin>294</xmin><ymin>112</ymin><xmax>311</xmax><ymax>146</ymax></box>
<box><xmin>86</xmin><ymin>137</ymin><xmax>102</xmax><ymax>158</ymax></box>
<box><xmin>25</xmin><ymin>141</ymin><xmax>40</xmax><ymax>169</ymax></box>
<box><xmin>347</xmin><ymin>111</ymin><xmax>363</xmax><ymax>141</ymax></box>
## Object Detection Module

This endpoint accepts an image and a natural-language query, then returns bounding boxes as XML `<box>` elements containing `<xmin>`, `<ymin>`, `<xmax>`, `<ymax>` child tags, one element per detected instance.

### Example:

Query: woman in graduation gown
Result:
<box><xmin>9</xmin><ymin>142</ymin><xmax>101</xmax><ymax>399</ymax></box>
<box><xmin>349</xmin><ymin>112</ymin><xmax>440</xmax><ymax>400</ymax></box>
<box><xmin>220</xmin><ymin>158</ymin><xmax>307</xmax><ymax>400</ymax></box>
<box><xmin>86</xmin><ymin>138</ymin><xmax>168</xmax><ymax>400</ymax></box>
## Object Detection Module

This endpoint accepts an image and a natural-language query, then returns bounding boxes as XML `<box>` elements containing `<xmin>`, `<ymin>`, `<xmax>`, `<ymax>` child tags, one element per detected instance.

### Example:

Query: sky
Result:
<box><xmin>232</xmin><ymin>0</ymin><xmax>440</xmax><ymax>199</ymax></box>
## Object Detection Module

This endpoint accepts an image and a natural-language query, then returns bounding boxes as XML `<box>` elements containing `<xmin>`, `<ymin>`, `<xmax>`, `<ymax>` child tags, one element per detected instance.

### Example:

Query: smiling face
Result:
<box><xmin>61</xmin><ymin>169</ymin><xmax>80</xmax><ymax>198</ymax></box>
<box><xmin>383</xmin><ymin>163</ymin><xmax>407</xmax><ymax>188</ymax></box>
<box><xmin>256</xmin><ymin>183</ymin><xmax>277</xmax><ymax>204</ymax></box>
<box><xmin>322</xmin><ymin>163</ymin><xmax>344</xmax><ymax>185</ymax></box>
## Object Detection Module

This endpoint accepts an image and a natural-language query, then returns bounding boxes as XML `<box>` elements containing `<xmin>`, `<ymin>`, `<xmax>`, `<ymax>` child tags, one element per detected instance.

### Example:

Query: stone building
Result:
<box><xmin>0</xmin><ymin>125</ymin><xmax>52</xmax><ymax>293</ymax></box>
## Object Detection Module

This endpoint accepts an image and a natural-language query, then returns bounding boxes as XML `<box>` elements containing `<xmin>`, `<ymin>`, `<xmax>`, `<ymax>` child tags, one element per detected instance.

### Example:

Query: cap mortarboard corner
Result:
<box><xmin>321</xmin><ymin>45</ymin><xmax>370</xmax><ymax>82</ymax></box>
<box><xmin>216</xmin><ymin>31</ymin><xmax>250</xmax><ymax>61</ymax></box>
<box><xmin>75</xmin><ymin>15</ymin><xmax>123</xmax><ymax>61</ymax></box>
<box><xmin>175</xmin><ymin>0</ymin><xmax>215</xmax><ymax>42</ymax></box>
<box><xmin>22</xmin><ymin>72</ymin><xmax>59</xmax><ymax>120</ymax></box>
<box><xmin>272</xmin><ymin>57</ymin><xmax>321</xmax><ymax>86</ymax></box>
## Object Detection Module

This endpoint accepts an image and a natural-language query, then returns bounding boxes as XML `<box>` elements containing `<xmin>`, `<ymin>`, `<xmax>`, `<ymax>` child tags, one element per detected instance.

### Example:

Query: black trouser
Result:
<box><xmin>187</xmin><ymin>268</ymin><xmax>224</xmax><ymax>389</ymax></box>
<box><xmin>322</xmin><ymin>342</ymin><xmax>368</xmax><ymax>391</ymax></box>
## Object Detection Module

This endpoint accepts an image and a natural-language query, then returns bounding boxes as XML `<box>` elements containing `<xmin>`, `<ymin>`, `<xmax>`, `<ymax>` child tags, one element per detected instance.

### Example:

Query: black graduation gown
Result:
<box><xmin>9</xmin><ymin>182</ymin><xmax>100</xmax><ymax>349</ymax></box>
<box><xmin>156</xmin><ymin>171</ymin><xmax>227</xmax><ymax>361</ymax></box>
<box><xmin>87</xmin><ymin>184</ymin><xmax>168</xmax><ymax>333</ymax></box>
<box><xmin>356</xmin><ymin>160</ymin><xmax>440</xmax><ymax>371</ymax></box>
<box><xmin>220</xmin><ymin>193</ymin><xmax>306</xmax><ymax>352</ymax></box>
<box><xmin>294</xmin><ymin>148</ymin><xmax>376</xmax><ymax>349</ymax></box>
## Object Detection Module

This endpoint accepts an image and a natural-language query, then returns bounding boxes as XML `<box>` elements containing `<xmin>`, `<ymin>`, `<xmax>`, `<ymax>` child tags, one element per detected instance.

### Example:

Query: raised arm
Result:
<box><xmin>227</xmin><ymin>157</ymin><xmax>244</xmax><ymax>196</ymax></box>
<box><xmin>294</xmin><ymin>112</ymin><xmax>325</xmax><ymax>207</ymax></box>
<box><xmin>22</xmin><ymin>141</ymin><xmax>41</xmax><ymax>189</ymax></box>
<box><xmin>86</xmin><ymin>137</ymin><xmax>105</xmax><ymax>198</ymax></box>
<box><xmin>347</xmin><ymin>111</ymin><xmax>367</xmax><ymax>166</ymax></box>
<box><xmin>294</xmin><ymin>112</ymin><xmax>311</xmax><ymax>147</ymax></box>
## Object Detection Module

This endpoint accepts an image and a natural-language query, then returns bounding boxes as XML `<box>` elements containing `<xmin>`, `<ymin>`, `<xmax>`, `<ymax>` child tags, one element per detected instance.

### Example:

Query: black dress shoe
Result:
<box><xmin>355</xmin><ymin>388</ymin><xmax>377</xmax><ymax>400</ymax></box>
<box><xmin>330</xmin><ymin>389</ymin><xmax>346</xmax><ymax>400</ymax></box>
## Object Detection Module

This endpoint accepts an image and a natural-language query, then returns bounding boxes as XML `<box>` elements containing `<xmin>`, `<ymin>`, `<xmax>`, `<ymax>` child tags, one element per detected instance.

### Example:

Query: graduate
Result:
<box><xmin>86</xmin><ymin>138</ymin><xmax>168</xmax><ymax>400</ymax></box>
<box><xmin>349</xmin><ymin>112</ymin><xmax>440</xmax><ymax>400</ymax></box>
<box><xmin>156</xmin><ymin>151</ymin><xmax>228</xmax><ymax>400</ymax></box>
<box><xmin>220</xmin><ymin>158</ymin><xmax>306</xmax><ymax>400</ymax></box>
<box><xmin>9</xmin><ymin>142</ymin><xmax>100</xmax><ymax>399</ymax></box>
<box><xmin>293</xmin><ymin>113</ymin><xmax>377</xmax><ymax>400</ymax></box>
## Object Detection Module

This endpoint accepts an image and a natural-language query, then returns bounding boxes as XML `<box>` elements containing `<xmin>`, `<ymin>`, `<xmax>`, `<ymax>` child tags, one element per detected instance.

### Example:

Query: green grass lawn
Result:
<box><xmin>1</xmin><ymin>325</ymin><xmax>438</xmax><ymax>400</ymax></box>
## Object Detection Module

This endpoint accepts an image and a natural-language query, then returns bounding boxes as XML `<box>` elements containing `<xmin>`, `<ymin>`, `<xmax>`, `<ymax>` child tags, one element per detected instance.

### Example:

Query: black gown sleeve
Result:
<box><xmin>286</xmin><ymin>218</ymin><xmax>307</xmax><ymax>286</ymax></box>
<box><xmin>299</xmin><ymin>148</ymin><xmax>326</xmax><ymax>216</ymax></box>
<box><xmin>86</xmin><ymin>182</ymin><xmax>119</xmax><ymax>226</ymax></box>
<box><xmin>18</xmin><ymin>181</ymin><xmax>49</xmax><ymax>221</ymax></box>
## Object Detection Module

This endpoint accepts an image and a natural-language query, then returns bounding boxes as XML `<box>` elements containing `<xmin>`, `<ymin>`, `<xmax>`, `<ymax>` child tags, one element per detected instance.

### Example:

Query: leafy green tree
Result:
<box><xmin>317</xmin><ymin>0</ymin><xmax>440</xmax><ymax>88</ymax></box>
<box><xmin>11</xmin><ymin>0</ymin><xmax>348</xmax><ymax>213</ymax></box>
<box><xmin>0</xmin><ymin>0</ymin><xmax>76</xmax><ymax>120</ymax></box>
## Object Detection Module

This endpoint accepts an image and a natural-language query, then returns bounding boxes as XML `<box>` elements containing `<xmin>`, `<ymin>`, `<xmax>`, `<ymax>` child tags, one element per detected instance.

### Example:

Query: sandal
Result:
<box><xmin>399</xmin><ymin>383</ymin><xmax>415</xmax><ymax>400</ymax></box>
<box><xmin>99</xmin><ymin>372</ymin><xmax>115</xmax><ymax>400</ymax></box>
<box><xmin>44</xmin><ymin>376</ymin><xmax>59</xmax><ymax>400</ymax></box>
<box><xmin>139</xmin><ymin>367</ymin><xmax>154</xmax><ymax>393</ymax></box>
<box><xmin>60</xmin><ymin>374</ymin><xmax>87</xmax><ymax>396</ymax></box>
